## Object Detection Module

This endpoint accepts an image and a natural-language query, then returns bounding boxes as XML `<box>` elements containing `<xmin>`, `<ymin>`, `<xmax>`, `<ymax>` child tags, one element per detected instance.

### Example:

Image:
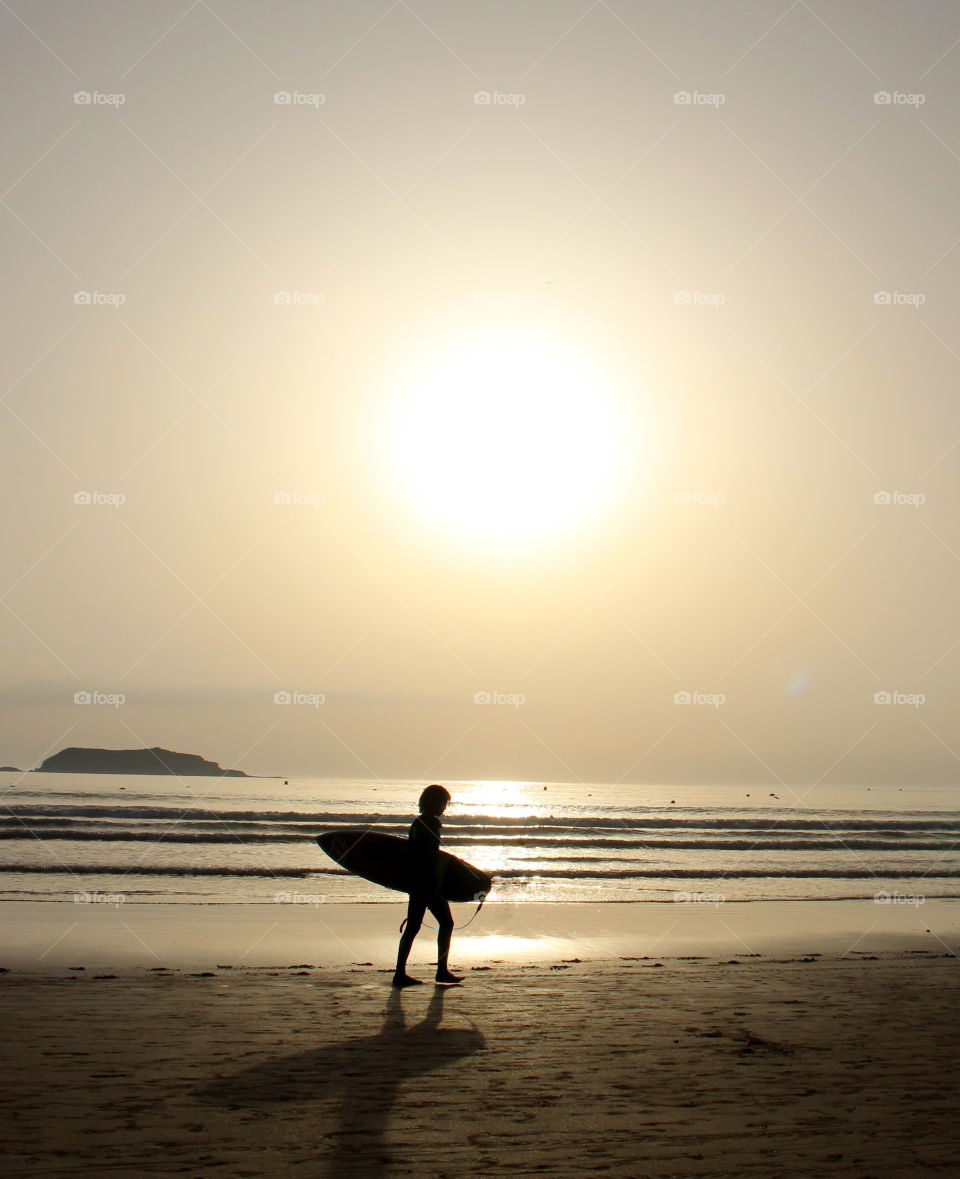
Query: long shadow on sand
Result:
<box><xmin>196</xmin><ymin>984</ymin><xmax>485</xmax><ymax>1176</ymax></box>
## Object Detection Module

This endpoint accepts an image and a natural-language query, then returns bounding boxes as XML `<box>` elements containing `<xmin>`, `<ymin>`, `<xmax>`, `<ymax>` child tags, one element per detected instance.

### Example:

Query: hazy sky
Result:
<box><xmin>2</xmin><ymin>1</ymin><xmax>959</xmax><ymax>787</ymax></box>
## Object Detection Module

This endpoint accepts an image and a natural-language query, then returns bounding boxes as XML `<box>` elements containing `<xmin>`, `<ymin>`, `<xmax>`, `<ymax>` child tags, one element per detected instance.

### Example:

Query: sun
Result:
<box><xmin>386</xmin><ymin>322</ymin><xmax>629</xmax><ymax>546</ymax></box>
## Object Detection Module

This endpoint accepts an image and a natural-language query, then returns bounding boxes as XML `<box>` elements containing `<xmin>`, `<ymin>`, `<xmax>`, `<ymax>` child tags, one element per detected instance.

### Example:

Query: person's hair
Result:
<box><xmin>418</xmin><ymin>783</ymin><xmax>451</xmax><ymax>815</ymax></box>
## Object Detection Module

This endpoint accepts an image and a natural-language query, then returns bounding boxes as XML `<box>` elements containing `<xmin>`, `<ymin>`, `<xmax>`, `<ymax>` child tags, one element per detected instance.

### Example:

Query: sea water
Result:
<box><xmin>1</xmin><ymin>774</ymin><xmax>957</xmax><ymax>906</ymax></box>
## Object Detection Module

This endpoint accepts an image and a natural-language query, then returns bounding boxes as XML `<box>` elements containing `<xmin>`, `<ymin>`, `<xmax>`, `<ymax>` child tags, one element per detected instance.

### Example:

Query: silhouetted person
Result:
<box><xmin>393</xmin><ymin>784</ymin><xmax>462</xmax><ymax>988</ymax></box>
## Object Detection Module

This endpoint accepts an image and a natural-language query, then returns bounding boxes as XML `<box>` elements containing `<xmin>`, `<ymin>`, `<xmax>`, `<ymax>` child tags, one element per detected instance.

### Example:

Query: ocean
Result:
<box><xmin>2</xmin><ymin>774</ymin><xmax>958</xmax><ymax>908</ymax></box>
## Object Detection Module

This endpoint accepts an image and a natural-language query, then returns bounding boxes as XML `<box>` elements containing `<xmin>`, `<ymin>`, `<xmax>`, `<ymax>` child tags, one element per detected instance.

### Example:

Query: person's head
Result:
<box><xmin>418</xmin><ymin>783</ymin><xmax>451</xmax><ymax>816</ymax></box>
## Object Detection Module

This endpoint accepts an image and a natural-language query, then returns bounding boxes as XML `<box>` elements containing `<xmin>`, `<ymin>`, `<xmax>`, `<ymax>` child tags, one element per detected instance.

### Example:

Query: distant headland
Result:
<box><xmin>34</xmin><ymin>747</ymin><xmax>251</xmax><ymax>777</ymax></box>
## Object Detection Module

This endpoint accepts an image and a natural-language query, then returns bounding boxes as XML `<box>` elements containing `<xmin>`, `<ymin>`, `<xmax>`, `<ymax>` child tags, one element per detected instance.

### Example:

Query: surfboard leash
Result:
<box><xmin>398</xmin><ymin>894</ymin><xmax>487</xmax><ymax>935</ymax></box>
<box><xmin>457</xmin><ymin>894</ymin><xmax>487</xmax><ymax>930</ymax></box>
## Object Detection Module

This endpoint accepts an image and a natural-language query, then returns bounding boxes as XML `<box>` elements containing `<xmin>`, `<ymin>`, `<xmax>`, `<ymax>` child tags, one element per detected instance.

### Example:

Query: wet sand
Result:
<box><xmin>1</xmin><ymin>953</ymin><xmax>958</xmax><ymax>1176</ymax></box>
<box><xmin>2</xmin><ymin>896</ymin><xmax>957</xmax><ymax>970</ymax></box>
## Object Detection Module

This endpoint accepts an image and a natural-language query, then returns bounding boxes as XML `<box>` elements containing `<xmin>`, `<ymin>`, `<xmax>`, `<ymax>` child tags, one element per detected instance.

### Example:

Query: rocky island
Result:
<box><xmin>34</xmin><ymin>747</ymin><xmax>250</xmax><ymax>777</ymax></box>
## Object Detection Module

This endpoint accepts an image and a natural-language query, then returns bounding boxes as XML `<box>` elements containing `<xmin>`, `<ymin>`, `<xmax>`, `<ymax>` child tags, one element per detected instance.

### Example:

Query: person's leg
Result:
<box><xmin>428</xmin><ymin>897</ymin><xmax>461</xmax><ymax>984</ymax></box>
<box><xmin>394</xmin><ymin>894</ymin><xmax>427</xmax><ymax>987</ymax></box>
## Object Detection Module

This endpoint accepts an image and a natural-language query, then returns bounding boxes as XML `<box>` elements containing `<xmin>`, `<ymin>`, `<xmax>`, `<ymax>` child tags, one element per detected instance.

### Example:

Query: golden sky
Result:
<box><xmin>1</xmin><ymin>1</ymin><xmax>959</xmax><ymax>786</ymax></box>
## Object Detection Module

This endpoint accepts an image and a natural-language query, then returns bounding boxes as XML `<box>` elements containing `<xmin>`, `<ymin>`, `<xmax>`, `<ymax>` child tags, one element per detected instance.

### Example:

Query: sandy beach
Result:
<box><xmin>3</xmin><ymin>896</ymin><xmax>958</xmax><ymax>970</ymax></box>
<box><xmin>2</xmin><ymin>901</ymin><xmax>958</xmax><ymax>1176</ymax></box>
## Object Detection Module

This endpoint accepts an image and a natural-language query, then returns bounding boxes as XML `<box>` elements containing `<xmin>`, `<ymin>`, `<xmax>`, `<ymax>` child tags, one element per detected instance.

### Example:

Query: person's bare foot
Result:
<box><xmin>392</xmin><ymin>972</ymin><xmax>423</xmax><ymax>989</ymax></box>
<box><xmin>435</xmin><ymin>970</ymin><xmax>463</xmax><ymax>985</ymax></box>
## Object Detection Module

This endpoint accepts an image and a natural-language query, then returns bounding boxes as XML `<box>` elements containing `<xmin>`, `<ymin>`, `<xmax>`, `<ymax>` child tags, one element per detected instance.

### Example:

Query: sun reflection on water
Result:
<box><xmin>452</xmin><ymin>780</ymin><xmax>538</xmax><ymax>817</ymax></box>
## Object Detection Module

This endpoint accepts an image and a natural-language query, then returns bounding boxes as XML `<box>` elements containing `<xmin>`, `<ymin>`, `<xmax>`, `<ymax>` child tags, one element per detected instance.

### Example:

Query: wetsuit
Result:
<box><xmin>409</xmin><ymin>812</ymin><xmax>441</xmax><ymax>887</ymax></box>
<box><xmin>395</xmin><ymin>812</ymin><xmax>454</xmax><ymax>974</ymax></box>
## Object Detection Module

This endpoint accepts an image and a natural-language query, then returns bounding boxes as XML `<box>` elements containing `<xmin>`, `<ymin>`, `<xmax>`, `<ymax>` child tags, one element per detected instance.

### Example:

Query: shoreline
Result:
<box><xmin>2</xmin><ymin>897</ymin><xmax>956</xmax><ymax>972</ymax></box>
<box><xmin>6</xmin><ymin>893</ymin><xmax>959</xmax><ymax>904</ymax></box>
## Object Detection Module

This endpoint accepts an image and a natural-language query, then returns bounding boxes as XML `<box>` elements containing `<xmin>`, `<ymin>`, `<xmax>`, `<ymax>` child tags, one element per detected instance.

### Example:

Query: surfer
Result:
<box><xmin>393</xmin><ymin>784</ymin><xmax>463</xmax><ymax>988</ymax></box>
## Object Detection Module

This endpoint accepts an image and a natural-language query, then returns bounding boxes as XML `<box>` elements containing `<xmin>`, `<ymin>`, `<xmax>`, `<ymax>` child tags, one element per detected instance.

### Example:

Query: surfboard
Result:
<box><xmin>317</xmin><ymin>830</ymin><xmax>492</xmax><ymax>903</ymax></box>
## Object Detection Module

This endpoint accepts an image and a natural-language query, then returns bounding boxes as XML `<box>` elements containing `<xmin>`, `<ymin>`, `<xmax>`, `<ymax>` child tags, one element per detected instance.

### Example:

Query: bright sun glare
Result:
<box><xmin>389</xmin><ymin>324</ymin><xmax>628</xmax><ymax>546</ymax></box>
